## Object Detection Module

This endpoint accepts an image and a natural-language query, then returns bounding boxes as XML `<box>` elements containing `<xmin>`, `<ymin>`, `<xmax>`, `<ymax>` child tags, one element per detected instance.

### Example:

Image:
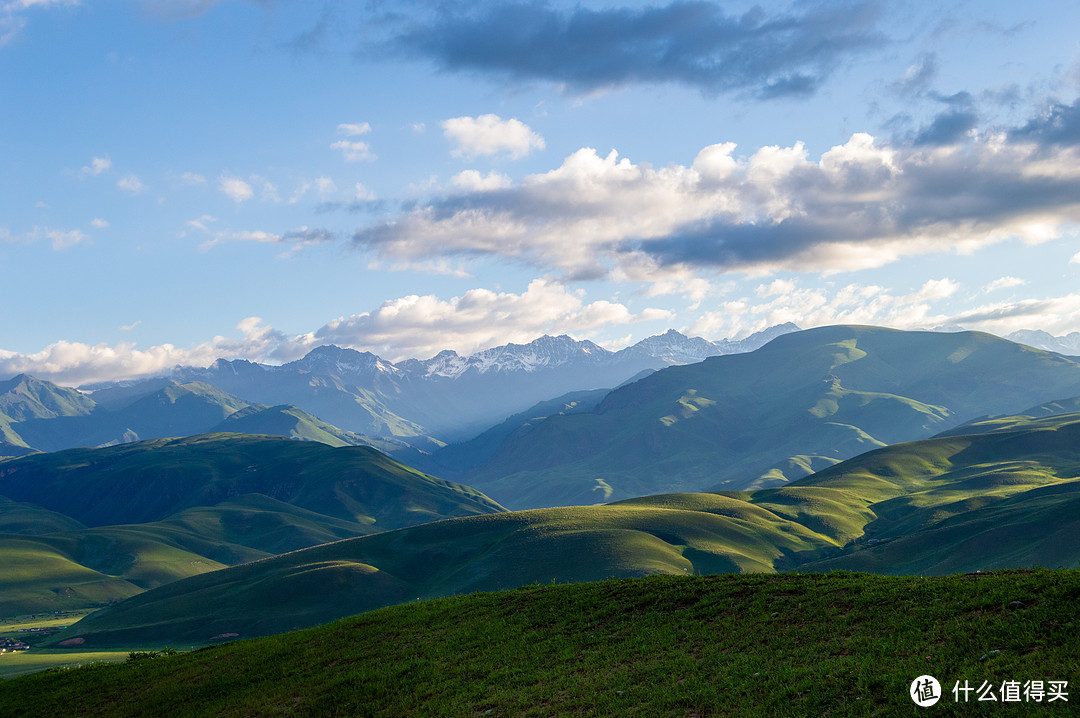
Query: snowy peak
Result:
<box><xmin>621</xmin><ymin>329</ymin><xmax>721</xmax><ymax>365</ymax></box>
<box><xmin>412</xmin><ymin>335</ymin><xmax>613</xmax><ymax>378</ymax></box>
<box><xmin>714</xmin><ymin>322</ymin><xmax>801</xmax><ymax>354</ymax></box>
<box><xmin>1007</xmin><ymin>330</ymin><xmax>1080</xmax><ymax>356</ymax></box>
<box><xmin>288</xmin><ymin>345</ymin><xmax>403</xmax><ymax>379</ymax></box>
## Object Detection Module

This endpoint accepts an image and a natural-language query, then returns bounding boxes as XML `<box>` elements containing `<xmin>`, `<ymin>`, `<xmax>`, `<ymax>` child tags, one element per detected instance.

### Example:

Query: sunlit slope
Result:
<box><xmin>0</xmin><ymin>494</ymin><xmax>382</xmax><ymax>614</ymax></box>
<box><xmin>0</xmin><ymin>433</ymin><xmax>504</xmax><ymax>527</ymax></box>
<box><xmin>51</xmin><ymin>496</ymin><xmax>841</xmax><ymax>646</ymax></box>
<box><xmin>465</xmin><ymin>326</ymin><xmax>1080</xmax><ymax>508</ymax></box>
<box><xmin>60</xmin><ymin>413</ymin><xmax>1080</xmax><ymax>646</ymax></box>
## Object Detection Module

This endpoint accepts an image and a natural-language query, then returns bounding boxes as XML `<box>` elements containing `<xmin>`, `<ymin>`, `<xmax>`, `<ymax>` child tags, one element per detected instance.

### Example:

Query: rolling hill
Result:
<box><xmin>52</xmin><ymin>412</ymin><xmax>1080</xmax><ymax>647</ymax></box>
<box><xmin>0</xmin><ymin>433</ymin><xmax>505</xmax><ymax>614</ymax></box>
<box><xmin>458</xmin><ymin>325</ymin><xmax>1080</xmax><ymax>509</ymax></box>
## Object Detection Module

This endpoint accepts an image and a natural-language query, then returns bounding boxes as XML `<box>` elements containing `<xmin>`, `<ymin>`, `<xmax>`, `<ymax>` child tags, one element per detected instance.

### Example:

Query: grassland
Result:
<box><xmin>45</xmin><ymin>412</ymin><xmax>1080</xmax><ymax>650</ymax></box>
<box><xmin>3</xmin><ymin>570</ymin><xmax>1078</xmax><ymax>716</ymax></box>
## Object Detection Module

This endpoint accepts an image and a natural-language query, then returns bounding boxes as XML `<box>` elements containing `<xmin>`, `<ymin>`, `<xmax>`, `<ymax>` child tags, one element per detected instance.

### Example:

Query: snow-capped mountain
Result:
<box><xmin>1006</xmin><ymin>330</ymin><xmax>1080</xmax><ymax>356</ymax></box>
<box><xmin>86</xmin><ymin>324</ymin><xmax>801</xmax><ymax>444</ymax></box>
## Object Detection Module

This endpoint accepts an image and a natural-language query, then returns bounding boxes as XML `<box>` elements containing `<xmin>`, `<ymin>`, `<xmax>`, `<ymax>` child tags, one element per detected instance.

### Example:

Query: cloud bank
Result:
<box><xmin>353</xmin><ymin>110</ymin><xmax>1080</xmax><ymax>282</ymax></box>
<box><xmin>387</xmin><ymin>0</ymin><xmax>885</xmax><ymax>98</ymax></box>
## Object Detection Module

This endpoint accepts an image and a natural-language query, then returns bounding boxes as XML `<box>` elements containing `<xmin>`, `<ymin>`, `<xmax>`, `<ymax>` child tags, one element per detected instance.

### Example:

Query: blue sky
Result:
<box><xmin>2</xmin><ymin>0</ymin><xmax>1080</xmax><ymax>384</ymax></box>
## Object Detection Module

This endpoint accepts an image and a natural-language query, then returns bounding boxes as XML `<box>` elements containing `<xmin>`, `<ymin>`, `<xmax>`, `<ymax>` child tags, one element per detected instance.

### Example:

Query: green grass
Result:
<box><xmin>48</xmin><ymin>414</ymin><xmax>1080</xmax><ymax>649</ymax></box>
<box><xmin>2</xmin><ymin>570</ymin><xmax>1078</xmax><ymax>715</ymax></box>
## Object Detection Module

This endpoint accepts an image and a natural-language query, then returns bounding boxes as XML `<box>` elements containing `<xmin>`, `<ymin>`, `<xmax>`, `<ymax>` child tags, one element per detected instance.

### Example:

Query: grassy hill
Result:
<box><xmin>0</xmin><ymin>433</ymin><xmax>503</xmax><ymax>527</ymax></box>
<box><xmin>3</xmin><ymin>570</ymin><xmax>1078</xmax><ymax>716</ymax></box>
<box><xmin>461</xmin><ymin>326</ymin><xmax>1080</xmax><ymax>509</ymax></box>
<box><xmin>54</xmin><ymin>414</ymin><xmax>1080</xmax><ymax>648</ymax></box>
<box><xmin>0</xmin><ymin>434</ymin><xmax>505</xmax><ymax>615</ymax></box>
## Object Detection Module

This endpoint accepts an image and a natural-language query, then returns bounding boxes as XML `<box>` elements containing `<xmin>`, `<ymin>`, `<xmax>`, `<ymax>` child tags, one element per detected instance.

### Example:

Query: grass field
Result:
<box><xmin>2</xmin><ymin>570</ymin><xmax>1077</xmax><ymax>716</ymax></box>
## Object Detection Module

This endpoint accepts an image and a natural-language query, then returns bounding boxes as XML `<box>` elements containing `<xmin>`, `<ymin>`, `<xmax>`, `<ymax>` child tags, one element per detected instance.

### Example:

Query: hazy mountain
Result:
<box><xmin>1006</xmin><ymin>329</ymin><xmax>1080</xmax><ymax>355</ymax></box>
<box><xmin>59</xmin><ymin>410</ymin><xmax>1080</xmax><ymax>646</ymax></box>
<box><xmin>457</xmin><ymin>326</ymin><xmax>1080</xmax><ymax>509</ymax></box>
<box><xmin>144</xmin><ymin>325</ymin><xmax>800</xmax><ymax>443</ymax></box>
<box><xmin>0</xmin><ymin>376</ymin><xmax>396</xmax><ymax>457</ymax></box>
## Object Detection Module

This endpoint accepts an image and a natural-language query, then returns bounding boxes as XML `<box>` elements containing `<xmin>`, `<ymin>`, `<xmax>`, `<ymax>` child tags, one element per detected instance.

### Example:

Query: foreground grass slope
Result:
<box><xmin>58</xmin><ymin>414</ymin><xmax>1080</xmax><ymax>648</ymax></box>
<box><xmin>5</xmin><ymin>571</ymin><xmax>1079</xmax><ymax>716</ymax></box>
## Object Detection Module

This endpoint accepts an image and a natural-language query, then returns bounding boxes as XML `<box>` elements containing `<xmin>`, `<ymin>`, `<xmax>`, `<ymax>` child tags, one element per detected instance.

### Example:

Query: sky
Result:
<box><xmin>2</xmin><ymin>0</ymin><xmax>1080</xmax><ymax>385</ymax></box>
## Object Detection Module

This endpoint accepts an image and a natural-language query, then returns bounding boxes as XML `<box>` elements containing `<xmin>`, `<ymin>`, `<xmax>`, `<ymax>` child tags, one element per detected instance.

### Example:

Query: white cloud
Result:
<box><xmin>331</xmin><ymin>139</ymin><xmax>375</xmax><ymax>162</ymax></box>
<box><xmin>198</xmin><ymin>226</ymin><xmax>335</xmax><ymax>252</ymax></box>
<box><xmin>119</xmin><ymin>320</ymin><xmax>141</xmax><ymax>331</ymax></box>
<box><xmin>1071</xmin><ymin>251</ymin><xmax>1080</xmax><ymax>265</ymax></box>
<box><xmin>0</xmin><ymin>281</ymin><xmax>670</xmax><ymax>383</ymax></box>
<box><xmin>80</xmin><ymin>156</ymin><xmax>111</xmax><ymax>177</ymax></box>
<box><xmin>442</xmin><ymin>114</ymin><xmax>545</xmax><ymax>159</ymax></box>
<box><xmin>0</xmin><ymin>316</ymin><xmax>293</xmax><ymax>386</ymax></box>
<box><xmin>353</xmin><ymin>127</ymin><xmax>1080</xmax><ymax>283</ymax></box>
<box><xmin>116</xmin><ymin>174</ymin><xmax>146</xmax><ymax>194</ymax></box>
<box><xmin>1</xmin><ymin>225</ymin><xmax>87</xmax><ymax>250</ymax></box>
<box><xmin>982</xmin><ymin>276</ymin><xmax>1027</xmax><ymax>293</ymax></box>
<box><xmin>411</xmin><ymin>122</ymin><xmax>426</xmax><ymax>133</ymax></box>
<box><xmin>354</xmin><ymin>182</ymin><xmax>375</xmax><ymax>201</ymax></box>
<box><xmin>315</xmin><ymin>176</ymin><xmax>336</xmax><ymax>195</ymax></box>
<box><xmin>90</xmin><ymin>218</ymin><xmax>109</xmax><ymax>228</ymax></box>
<box><xmin>451</xmin><ymin>169</ymin><xmax>512</xmax><ymax>192</ymax></box>
<box><xmin>180</xmin><ymin>172</ymin><xmax>206</xmax><ymax>185</ymax></box>
<box><xmin>306</xmin><ymin>278</ymin><xmax>668</xmax><ymax>361</ymax></box>
<box><xmin>186</xmin><ymin>214</ymin><xmax>217</xmax><ymax>232</ymax></box>
<box><xmin>687</xmin><ymin>278</ymin><xmax>960</xmax><ymax>340</ymax></box>
<box><xmin>337</xmin><ymin>122</ymin><xmax>371</xmax><ymax>137</ymax></box>
<box><xmin>218</xmin><ymin>175</ymin><xmax>253</xmax><ymax>203</ymax></box>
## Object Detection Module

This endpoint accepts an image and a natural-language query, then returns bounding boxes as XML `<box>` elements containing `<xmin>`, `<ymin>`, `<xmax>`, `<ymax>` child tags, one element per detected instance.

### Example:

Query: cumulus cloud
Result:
<box><xmin>687</xmin><ymin>278</ymin><xmax>961</xmax><ymax>340</ymax></box>
<box><xmin>218</xmin><ymin>175</ymin><xmax>253</xmax><ymax>203</ymax></box>
<box><xmin>331</xmin><ymin>122</ymin><xmax>375</xmax><ymax>161</ymax></box>
<box><xmin>80</xmin><ymin>156</ymin><xmax>111</xmax><ymax>177</ymax></box>
<box><xmin>353</xmin><ymin>107</ymin><xmax>1080</xmax><ymax>283</ymax></box>
<box><xmin>442</xmin><ymin>114</ymin><xmax>545</xmax><ymax>159</ymax></box>
<box><xmin>451</xmin><ymin>169</ymin><xmax>512</xmax><ymax>192</ymax></box>
<box><xmin>90</xmin><ymin>218</ymin><xmax>109</xmax><ymax>228</ymax></box>
<box><xmin>983</xmin><ymin>276</ymin><xmax>1026</xmax><ymax>293</ymax></box>
<box><xmin>0</xmin><ymin>316</ymin><xmax>295</xmax><ymax>386</ymax></box>
<box><xmin>386</xmin><ymin>0</ymin><xmax>884</xmax><ymax>98</ymax></box>
<box><xmin>0</xmin><ymin>281</ymin><xmax>670</xmax><ymax>383</ymax></box>
<box><xmin>1</xmin><ymin>225</ymin><xmax>88</xmax><ymax>250</ymax></box>
<box><xmin>116</xmin><ymin>174</ymin><xmax>146</xmax><ymax>194</ymax></box>
<box><xmin>304</xmin><ymin>278</ymin><xmax>670</xmax><ymax>360</ymax></box>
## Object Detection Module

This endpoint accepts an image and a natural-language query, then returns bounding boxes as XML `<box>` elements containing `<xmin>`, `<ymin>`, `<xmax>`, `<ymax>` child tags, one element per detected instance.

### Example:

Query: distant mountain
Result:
<box><xmin>0</xmin><ymin>376</ymin><xmax>397</xmax><ymax>457</ymax></box>
<box><xmin>455</xmin><ymin>326</ymin><xmax>1080</xmax><ymax>509</ymax></box>
<box><xmin>59</xmin><ymin>410</ymin><xmax>1080</xmax><ymax>646</ymax></box>
<box><xmin>1006</xmin><ymin>329</ymin><xmax>1080</xmax><ymax>356</ymax></box>
<box><xmin>129</xmin><ymin>325</ymin><xmax>801</xmax><ymax>444</ymax></box>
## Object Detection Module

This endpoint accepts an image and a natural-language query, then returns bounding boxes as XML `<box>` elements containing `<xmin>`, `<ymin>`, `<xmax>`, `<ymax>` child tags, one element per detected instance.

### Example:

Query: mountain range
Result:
<box><xmin>455</xmin><ymin>325</ymin><xmax>1080</xmax><ymax>508</ymax></box>
<box><xmin>113</xmin><ymin>324</ymin><xmax>802</xmax><ymax>443</ymax></box>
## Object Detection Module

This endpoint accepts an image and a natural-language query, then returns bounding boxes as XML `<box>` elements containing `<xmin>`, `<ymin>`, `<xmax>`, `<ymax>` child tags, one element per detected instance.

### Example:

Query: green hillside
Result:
<box><xmin>0</xmin><ymin>433</ymin><xmax>504</xmax><ymax>527</ymax></box>
<box><xmin>0</xmin><ymin>434</ymin><xmax>505</xmax><ymax>615</ymax></box>
<box><xmin>5</xmin><ymin>571</ymin><xmax>1078</xmax><ymax>716</ymax></box>
<box><xmin>210</xmin><ymin>403</ymin><xmax>406</xmax><ymax>453</ymax></box>
<box><xmin>463</xmin><ymin>326</ymin><xmax>1080</xmax><ymax>509</ymax></box>
<box><xmin>56</xmin><ymin>414</ymin><xmax>1080</xmax><ymax>648</ymax></box>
